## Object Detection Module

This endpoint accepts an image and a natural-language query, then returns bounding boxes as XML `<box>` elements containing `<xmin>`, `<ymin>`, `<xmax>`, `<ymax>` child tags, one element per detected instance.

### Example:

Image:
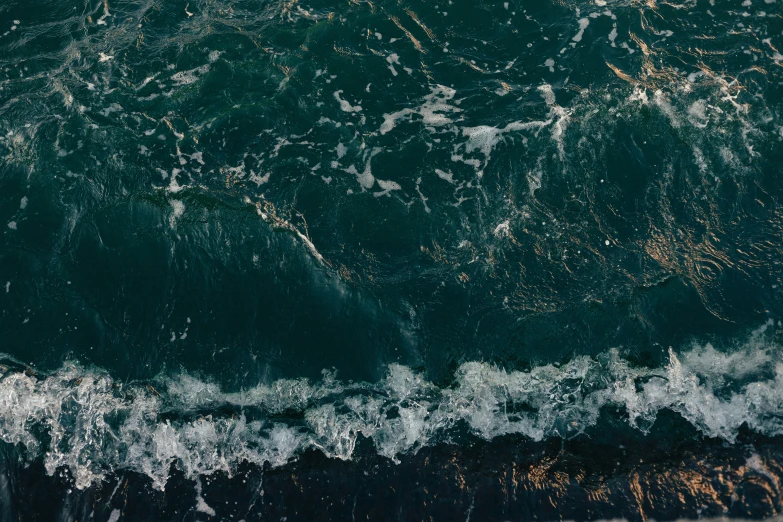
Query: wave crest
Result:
<box><xmin>0</xmin><ymin>323</ymin><xmax>781</xmax><ymax>490</ymax></box>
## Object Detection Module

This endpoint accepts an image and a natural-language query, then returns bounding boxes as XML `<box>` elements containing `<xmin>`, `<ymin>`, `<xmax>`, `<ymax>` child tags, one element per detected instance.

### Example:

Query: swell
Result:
<box><xmin>0</xmin><ymin>321</ymin><xmax>780</xmax><ymax>491</ymax></box>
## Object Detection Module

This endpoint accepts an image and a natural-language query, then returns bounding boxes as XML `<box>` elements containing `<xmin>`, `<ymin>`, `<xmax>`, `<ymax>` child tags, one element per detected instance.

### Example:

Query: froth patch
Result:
<box><xmin>169</xmin><ymin>200</ymin><xmax>185</xmax><ymax>227</ymax></box>
<box><xmin>379</xmin><ymin>85</ymin><xmax>458</xmax><ymax>135</ymax></box>
<box><xmin>170</xmin><ymin>65</ymin><xmax>210</xmax><ymax>87</ymax></box>
<box><xmin>333</xmin><ymin>90</ymin><xmax>362</xmax><ymax>113</ymax></box>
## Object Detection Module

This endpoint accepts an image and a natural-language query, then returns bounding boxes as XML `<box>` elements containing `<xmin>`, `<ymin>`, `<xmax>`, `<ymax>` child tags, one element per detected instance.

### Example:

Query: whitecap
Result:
<box><xmin>0</xmin><ymin>327</ymin><xmax>780</xmax><ymax>491</ymax></box>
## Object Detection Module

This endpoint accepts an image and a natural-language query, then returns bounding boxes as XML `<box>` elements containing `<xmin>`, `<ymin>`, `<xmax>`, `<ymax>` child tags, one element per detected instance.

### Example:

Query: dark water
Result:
<box><xmin>1</xmin><ymin>0</ymin><xmax>783</xmax><ymax>519</ymax></box>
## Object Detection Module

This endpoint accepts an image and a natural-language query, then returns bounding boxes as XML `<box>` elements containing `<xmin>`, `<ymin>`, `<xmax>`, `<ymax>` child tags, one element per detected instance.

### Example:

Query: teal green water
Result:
<box><xmin>0</xmin><ymin>0</ymin><xmax>782</xmax><ymax>519</ymax></box>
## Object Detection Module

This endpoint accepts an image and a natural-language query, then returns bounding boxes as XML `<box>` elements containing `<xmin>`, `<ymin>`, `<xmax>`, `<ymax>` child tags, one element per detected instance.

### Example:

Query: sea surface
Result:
<box><xmin>0</xmin><ymin>0</ymin><xmax>782</xmax><ymax>520</ymax></box>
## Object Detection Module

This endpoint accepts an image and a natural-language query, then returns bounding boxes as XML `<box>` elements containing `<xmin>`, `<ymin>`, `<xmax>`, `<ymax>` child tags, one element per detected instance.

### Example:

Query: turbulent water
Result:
<box><xmin>0</xmin><ymin>0</ymin><xmax>782</xmax><ymax>519</ymax></box>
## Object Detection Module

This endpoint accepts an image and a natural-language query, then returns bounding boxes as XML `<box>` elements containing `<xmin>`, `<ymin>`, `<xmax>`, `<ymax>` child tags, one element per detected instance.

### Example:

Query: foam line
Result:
<box><xmin>0</xmin><ymin>323</ymin><xmax>780</xmax><ymax>490</ymax></box>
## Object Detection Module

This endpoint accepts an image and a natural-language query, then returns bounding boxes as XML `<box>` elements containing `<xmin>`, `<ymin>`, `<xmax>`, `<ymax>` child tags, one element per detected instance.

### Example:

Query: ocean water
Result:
<box><xmin>0</xmin><ymin>0</ymin><xmax>782</xmax><ymax>519</ymax></box>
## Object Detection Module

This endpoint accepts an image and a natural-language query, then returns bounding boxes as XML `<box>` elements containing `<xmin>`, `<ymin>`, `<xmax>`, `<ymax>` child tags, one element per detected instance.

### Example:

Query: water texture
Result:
<box><xmin>0</xmin><ymin>0</ymin><xmax>782</xmax><ymax>519</ymax></box>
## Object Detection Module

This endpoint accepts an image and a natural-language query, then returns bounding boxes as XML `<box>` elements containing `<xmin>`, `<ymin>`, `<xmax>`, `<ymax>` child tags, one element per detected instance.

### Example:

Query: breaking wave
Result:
<box><xmin>0</xmin><ymin>322</ymin><xmax>781</xmax><ymax>491</ymax></box>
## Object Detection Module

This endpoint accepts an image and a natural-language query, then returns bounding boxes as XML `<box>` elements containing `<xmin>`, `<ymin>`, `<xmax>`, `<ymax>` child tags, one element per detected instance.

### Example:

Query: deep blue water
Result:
<box><xmin>1</xmin><ymin>0</ymin><xmax>783</xmax><ymax>519</ymax></box>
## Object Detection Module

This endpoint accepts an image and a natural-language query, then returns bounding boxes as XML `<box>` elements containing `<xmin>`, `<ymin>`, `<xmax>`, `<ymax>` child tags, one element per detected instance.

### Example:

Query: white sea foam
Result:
<box><xmin>345</xmin><ymin>148</ymin><xmax>381</xmax><ymax>189</ymax></box>
<box><xmin>456</xmin><ymin>120</ymin><xmax>550</xmax><ymax>175</ymax></box>
<box><xmin>333</xmin><ymin>90</ymin><xmax>362</xmax><ymax>113</ymax></box>
<box><xmin>0</xmin><ymin>327</ymin><xmax>780</xmax><ymax>491</ymax></box>
<box><xmin>572</xmin><ymin>18</ymin><xmax>590</xmax><ymax>43</ymax></box>
<box><xmin>169</xmin><ymin>200</ymin><xmax>185</xmax><ymax>227</ymax></box>
<box><xmin>170</xmin><ymin>65</ymin><xmax>210</xmax><ymax>87</ymax></box>
<box><xmin>379</xmin><ymin>85</ymin><xmax>459</xmax><ymax>135</ymax></box>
